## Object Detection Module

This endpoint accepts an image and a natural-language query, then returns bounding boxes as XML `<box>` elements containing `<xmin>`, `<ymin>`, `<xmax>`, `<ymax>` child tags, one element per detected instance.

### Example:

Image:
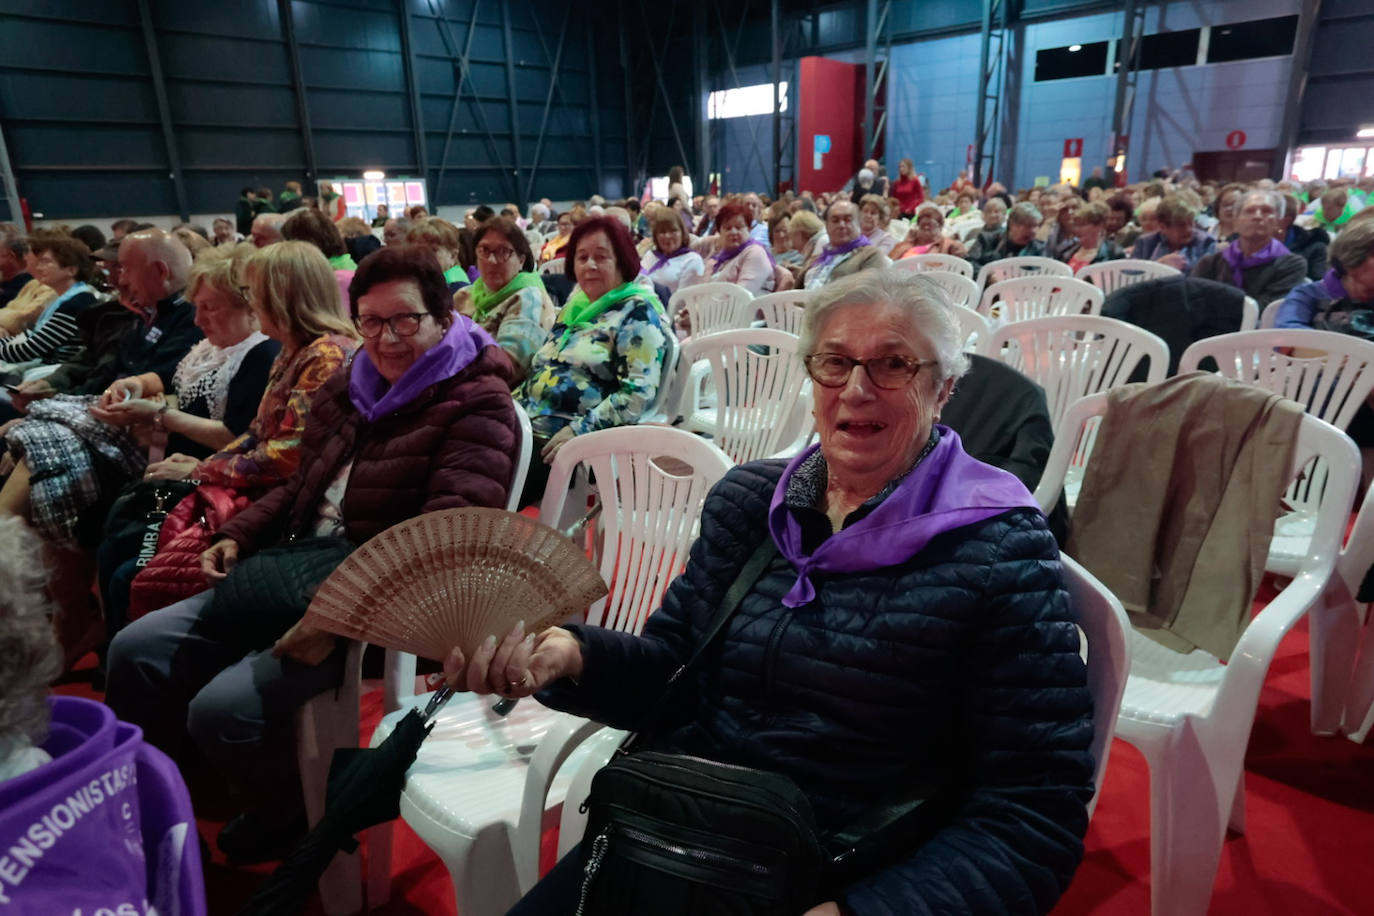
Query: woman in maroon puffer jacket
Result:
<box><xmin>105</xmin><ymin>245</ymin><xmax>521</xmax><ymax>863</ymax></box>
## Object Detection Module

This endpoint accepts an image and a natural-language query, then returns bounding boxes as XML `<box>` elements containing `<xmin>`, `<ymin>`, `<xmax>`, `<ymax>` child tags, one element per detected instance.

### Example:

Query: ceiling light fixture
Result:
<box><xmin>363</xmin><ymin>169</ymin><xmax>385</xmax><ymax>181</ymax></box>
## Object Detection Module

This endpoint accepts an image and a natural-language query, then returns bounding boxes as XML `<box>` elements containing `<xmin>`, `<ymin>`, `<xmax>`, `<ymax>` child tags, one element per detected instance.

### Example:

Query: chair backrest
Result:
<box><xmin>978</xmin><ymin>275</ymin><xmax>1105</xmax><ymax>323</ymax></box>
<box><xmin>1058</xmin><ymin>554</ymin><xmax>1130</xmax><ymax>817</ymax></box>
<box><xmin>988</xmin><ymin>314</ymin><xmax>1169</xmax><ymax>428</ymax></box>
<box><xmin>524</xmin><ymin>228</ymin><xmax>544</xmax><ymax>250</ymax></box>
<box><xmin>677</xmin><ymin>328</ymin><xmax>813</xmax><ymax>464</ymax></box>
<box><xmin>1076</xmin><ymin>258</ymin><xmax>1181</xmax><ymax>296</ymax></box>
<box><xmin>975</xmin><ymin>255</ymin><xmax>1073</xmax><ymax>290</ymax></box>
<box><xmin>641</xmin><ymin>329</ymin><xmax>681</xmax><ymax>420</ymax></box>
<box><xmin>382</xmin><ymin>399</ymin><xmax>533</xmax><ymax>712</ymax></box>
<box><xmin>952</xmin><ymin>304</ymin><xmax>991</xmax><ymax>355</ymax></box>
<box><xmin>1259</xmin><ymin>298</ymin><xmax>1283</xmax><ymax>329</ymax></box>
<box><xmin>669</xmin><ymin>281</ymin><xmax>755</xmax><ymax>338</ymax></box>
<box><xmin>1240</xmin><ymin>296</ymin><xmax>1260</xmax><ymax>331</ymax></box>
<box><xmin>1176</xmin><ymin>328</ymin><xmax>1374</xmax><ymax>430</ymax></box>
<box><xmin>540</xmin><ymin>257</ymin><xmax>564</xmax><ymax>276</ymax></box>
<box><xmin>919</xmin><ymin>270</ymin><xmax>980</xmax><ymax>309</ymax></box>
<box><xmin>889</xmin><ymin>253</ymin><xmax>974</xmax><ymax>277</ymax></box>
<box><xmin>538</xmin><ymin>426</ymin><xmax>734</xmax><ymax>635</ymax></box>
<box><xmin>1037</xmin><ymin>393</ymin><xmax>1359</xmax><ymax>753</ymax></box>
<box><xmin>754</xmin><ymin>289</ymin><xmax>810</xmax><ymax>335</ymax></box>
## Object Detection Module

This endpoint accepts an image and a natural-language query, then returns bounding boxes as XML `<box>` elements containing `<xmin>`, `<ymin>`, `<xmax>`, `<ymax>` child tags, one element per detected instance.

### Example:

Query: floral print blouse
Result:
<box><xmin>193</xmin><ymin>333</ymin><xmax>356</xmax><ymax>492</ymax></box>
<box><xmin>517</xmin><ymin>295</ymin><xmax>668</xmax><ymax>439</ymax></box>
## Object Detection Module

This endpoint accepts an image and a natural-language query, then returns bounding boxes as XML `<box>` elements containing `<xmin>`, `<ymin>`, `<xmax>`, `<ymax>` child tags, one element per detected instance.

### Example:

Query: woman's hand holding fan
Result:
<box><xmin>440</xmin><ymin>620</ymin><xmax>584</xmax><ymax>698</ymax></box>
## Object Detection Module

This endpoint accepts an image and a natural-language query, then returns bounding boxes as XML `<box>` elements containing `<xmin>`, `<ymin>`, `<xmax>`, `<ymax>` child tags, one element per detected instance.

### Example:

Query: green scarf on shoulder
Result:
<box><xmin>556</xmin><ymin>280</ymin><xmax>664</xmax><ymax>347</ymax></box>
<box><xmin>329</xmin><ymin>253</ymin><xmax>357</xmax><ymax>270</ymax></box>
<box><xmin>469</xmin><ymin>271</ymin><xmax>544</xmax><ymax>320</ymax></box>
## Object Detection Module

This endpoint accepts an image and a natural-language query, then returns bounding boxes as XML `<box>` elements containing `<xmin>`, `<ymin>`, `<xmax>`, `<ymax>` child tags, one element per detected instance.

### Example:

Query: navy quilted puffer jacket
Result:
<box><xmin>542</xmin><ymin>460</ymin><xmax>1095</xmax><ymax>915</ymax></box>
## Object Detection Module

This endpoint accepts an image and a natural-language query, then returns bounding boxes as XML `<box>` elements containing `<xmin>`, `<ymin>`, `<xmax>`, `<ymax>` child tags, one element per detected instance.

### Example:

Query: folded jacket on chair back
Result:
<box><xmin>1066</xmin><ymin>371</ymin><xmax>1303</xmax><ymax>659</ymax></box>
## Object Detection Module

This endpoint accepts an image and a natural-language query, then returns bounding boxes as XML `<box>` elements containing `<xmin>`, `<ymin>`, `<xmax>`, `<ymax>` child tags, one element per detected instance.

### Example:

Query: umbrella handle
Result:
<box><xmin>422</xmin><ymin>686</ymin><xmax>455</xmax><ymax>723</ymax></box>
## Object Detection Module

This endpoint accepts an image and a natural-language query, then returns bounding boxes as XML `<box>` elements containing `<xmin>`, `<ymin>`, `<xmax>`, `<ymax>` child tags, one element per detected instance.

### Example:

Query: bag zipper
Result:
<box><xmin>575</xmin><ymin>828</ymin><xmax>611</xmax><ymax>916</ymax></box>
<box><xmin>618</xmin><ymin>824</ymin><xmax>772</xmax><ymax>877</ymax></box>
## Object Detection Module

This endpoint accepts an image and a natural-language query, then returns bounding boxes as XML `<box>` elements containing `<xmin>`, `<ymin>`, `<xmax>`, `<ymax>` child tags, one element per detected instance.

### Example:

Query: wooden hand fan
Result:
<box><xmin>303</xmin><ymin>507</ymin><xmax>607</xmax><ymax>662</ymax></box>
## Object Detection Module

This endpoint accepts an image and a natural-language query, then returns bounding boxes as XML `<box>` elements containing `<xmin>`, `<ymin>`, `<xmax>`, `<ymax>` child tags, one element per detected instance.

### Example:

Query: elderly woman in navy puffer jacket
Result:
<box><xmin>446</xmin><ymin>270</ymin><xmax>1095</xmax><ymax>915</ymax></box>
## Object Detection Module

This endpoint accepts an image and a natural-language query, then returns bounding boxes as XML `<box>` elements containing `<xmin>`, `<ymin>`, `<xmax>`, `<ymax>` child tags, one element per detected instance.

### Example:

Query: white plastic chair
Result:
<box><xmin>952</xmin><ymin>305</ymin><xmax>991</xmax><ymax>356</ymax></box>
<box><xmin>1177</xmin><ymin>329</ymin><xmax>1374</xmax><ymax>434</ymax></box>
<box><xmin>1178</xmin><ymin>329</ymin><xmax>1374</xmax><ymax>731</ymax></box>
<box><xmin>1077</xmin><ymin>258</ymin><xmax>1180</xmax><ymax>296</ymax></box>
<box><xmin>1337</xmin><ymin>482</ymin><xmax>1374</xmax><ymax>742</ymax></box>
<box><xmin>295</xmin><ymin>640</ymin><xmax>366</xmax><ymax>915</ymax></box>
<box><xmin>668</xmin><ymin>281</ymin><xmax>754</xmax><ymax>338</ymax></box>
<box><xmin>676</xmin><ymin>328</ymin><xmax>814</xmax><ymax>463</ymax></box>
<box><xmin>888</xmin><ymin>252</ymin><xmax>973</xmax><ymax>277</ymax></box>
<box><xmin>975</xmin><ymin>255</ymin><xmax>1073</xmax><ymax>290</ymax></box>
<box><xmin>508</xmin><ymin>548</ymin><xmax>1134</xmax><ymax>891</ymax></box>
<box><xmin>977</xmin><ymin>275</ymin><xmax>1105</xmax><ymax>324</ymax></box>
<box><xmin>753</xmin><ymin>289</ymin><xmax>810</xmax><ymax>335</ymax></box>
<box><xmin>295</xmin><ymin>402</ymin><xmax>531</xmax><ymax>914</ymax></box>
<box><xmin>918</xmin><ymin>270</ymin><xmax>980</xmax><ymax>309</ymax></box>
<box><xmin>988</xmin><ymin>314</ymin><xmax>1168</xmax><ymax>429</ymax></box>
<box><xmin>1239</xmin><ymin>296</ymin><xmax>1260</xmax><ymax>331</ymax></box>
<box><xmin>1259</xmin><ymin>298</ymin><xmax>1282</xmax><ymax>329</ymax></box>
<box><xmin>365</xmin><ymin>427</ymin><xmax>733</xmax><ymax>914</ymax></box>
<box><xmin>539</xmin><ymin>257</ymin><xmax>564</xmax><ymax>276</ymax></box>
<box><xmin>1035</xmin><ymin>394</ymin><xmax>1360</xmax><ymax>916</ymax></box>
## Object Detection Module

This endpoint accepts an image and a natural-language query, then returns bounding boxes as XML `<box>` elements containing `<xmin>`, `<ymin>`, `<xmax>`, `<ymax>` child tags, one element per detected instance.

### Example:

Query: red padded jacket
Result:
<box><xmin>217</xmin><ymin>345</ymin><xmax>519</xmax><ymax>552</ymax></box>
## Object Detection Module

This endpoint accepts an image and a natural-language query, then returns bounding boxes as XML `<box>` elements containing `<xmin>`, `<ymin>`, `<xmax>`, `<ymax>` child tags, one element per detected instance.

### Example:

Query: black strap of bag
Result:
<box><xmin>622</xmin><ymin>535</ymin><xmax>778</xmax><ymax>751</ymax></box>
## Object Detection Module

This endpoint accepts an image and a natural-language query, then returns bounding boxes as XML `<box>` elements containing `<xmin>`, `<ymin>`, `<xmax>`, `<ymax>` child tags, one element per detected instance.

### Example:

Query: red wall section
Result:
<box><xmin>797</xmin><ymin>56</ymin><xmax>863</xmax><ymax>194</ymax></box>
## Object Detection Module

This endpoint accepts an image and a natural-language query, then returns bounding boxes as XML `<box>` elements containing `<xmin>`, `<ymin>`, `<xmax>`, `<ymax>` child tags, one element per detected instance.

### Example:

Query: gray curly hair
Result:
<box><xmin>799</xmin><ymin>269</ymin><xmax>971</xmax><ymax>383</ymax></box>
<box><xmin>0</xmin><ymin>518</ymin><xmax>60</xmax><ymax>756</ymax></box>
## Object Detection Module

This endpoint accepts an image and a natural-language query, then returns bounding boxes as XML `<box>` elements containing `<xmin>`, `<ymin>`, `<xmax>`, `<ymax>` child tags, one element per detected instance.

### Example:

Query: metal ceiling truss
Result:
<box><xmin>865</xmin><ymin>0</ymin><xmax>893</xmax><ymax>162</ymax></box>
<box><xmin>1110</xmin><ymin>0</ymin><xmax>1147</xmax><ymax>174</ymax></box>
<box><xmin>972</xmin><ymin>0</ymin><xmax>1009</xmax><ymax>187</ymax></box>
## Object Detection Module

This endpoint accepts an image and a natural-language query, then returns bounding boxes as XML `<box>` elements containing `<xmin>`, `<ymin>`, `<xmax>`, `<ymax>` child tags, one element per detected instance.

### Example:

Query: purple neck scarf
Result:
<box><xmin>767</xmin><ymin>427</ymin><xmax>1040</xmax><ymax>608</ymax></box>
<box><xmin>648</xmin><ymin>246</ymin><xmax>691</xmax><ymax>275</ymax></box>
<box><xmin>712</xmin><ymin>239</ymin><xmax>776</xmax><ymax>271</ymax></box>
<box><xmin>349</xmin><ymin>311</ymin><xmax>496</xmax><ymax>422</ymax></box>
<box><xmin>814</xmin><ymin>235</ymin><xmax>870</xmax><ymax>268</ymax></box>
<box><xmin>1222</xmin><ymin>238</ymin><xmax>1290</xmax><ymax>289</ymax></box>
<box><xmin>1321</xmin><ymin>268</ymin><xmax>1349</xmax><ymax>300</ymax></box>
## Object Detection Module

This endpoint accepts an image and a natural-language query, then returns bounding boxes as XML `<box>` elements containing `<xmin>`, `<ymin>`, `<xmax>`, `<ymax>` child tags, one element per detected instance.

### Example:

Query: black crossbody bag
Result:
<box><xmin>574</xmin><ymin>538</ymin><xmax>956</xmax><ymax>916</ymax></box>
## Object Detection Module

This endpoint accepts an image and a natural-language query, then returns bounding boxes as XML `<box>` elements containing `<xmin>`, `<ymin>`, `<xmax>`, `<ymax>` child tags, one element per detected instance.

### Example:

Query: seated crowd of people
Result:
<box><xmin>0</xmin><ymin>159</ymin><xmax>1370</xmax><ymax>913</ymax></box>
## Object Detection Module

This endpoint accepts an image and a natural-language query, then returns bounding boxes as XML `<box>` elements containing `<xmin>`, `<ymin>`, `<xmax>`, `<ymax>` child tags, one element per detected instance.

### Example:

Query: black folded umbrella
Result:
<box><xmin>236</xmin><ymin>706</ymin><xmax>438</xmax><ymax>915</ymax></box>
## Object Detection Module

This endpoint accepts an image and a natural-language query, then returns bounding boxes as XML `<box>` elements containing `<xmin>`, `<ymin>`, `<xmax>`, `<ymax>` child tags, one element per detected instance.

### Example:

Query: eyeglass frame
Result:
<box><xmin>476</xmin><ymin>243</ymin><xmax>520</xmax><ymax>263</ymax></box>
<box><xmin>354</xmin><ymin>311</ymin><xmax>431</xmax><ymax>338</ymax></box>
<box><xmin>802</xmin><ymin>352</ymin><xmax>939</xmax><ymax>390</ymax></box>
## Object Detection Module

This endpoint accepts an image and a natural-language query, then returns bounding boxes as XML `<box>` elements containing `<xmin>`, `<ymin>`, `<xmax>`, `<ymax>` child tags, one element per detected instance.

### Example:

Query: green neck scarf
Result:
<box><xmin>469</xmin><ymin>271</ymin><xmax>544</xmax><ymax>320</ymax></box>
<box><xmin>444</xmin><ymin>264</ymin><xmax>467</xmax><ymax>285</ymax></box>
<box><xmin>329</xmin><ymin>253</ymin><xmax>357</xmax><ymax>270</ymax></box>
<box><xmin>557</xmin><ymin>280</ymin><xmax>664</xmax><ymax>346</ymax></box>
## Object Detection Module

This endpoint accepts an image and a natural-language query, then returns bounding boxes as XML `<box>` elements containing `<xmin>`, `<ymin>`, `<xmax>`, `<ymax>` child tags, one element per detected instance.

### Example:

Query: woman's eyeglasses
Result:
<box><xmin>803</xmin><ymin>353</ymin><xmax>937</xmax><ymax>389</ymax></box>
<box><xmin>476</xmin><ymin>244</ymin><xmax>518</xmax><ymax>262</ymax></box>
<box><xmin>355</xmin><ymin>312</ymin><xmax>428</xmax><ymax>338</ymax></box>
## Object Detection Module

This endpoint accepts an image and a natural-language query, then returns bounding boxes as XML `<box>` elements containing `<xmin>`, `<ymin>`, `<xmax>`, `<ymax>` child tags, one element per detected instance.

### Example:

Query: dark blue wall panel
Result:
<box><xmin>0</xmin><ymin>0</ymin><xmax>635</xmax><ymax>219</ymax></box>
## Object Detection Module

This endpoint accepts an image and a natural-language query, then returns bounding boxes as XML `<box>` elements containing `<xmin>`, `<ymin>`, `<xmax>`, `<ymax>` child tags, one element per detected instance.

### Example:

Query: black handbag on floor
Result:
<box><xmin>102</xmin><ymin>477</ymin><xmax>200</xmax><ymax>570</ymax></box>
<box><xmin>574</xmin><ymin>538</ymin><xmax>954</xmax><ymax>915</ymax></box>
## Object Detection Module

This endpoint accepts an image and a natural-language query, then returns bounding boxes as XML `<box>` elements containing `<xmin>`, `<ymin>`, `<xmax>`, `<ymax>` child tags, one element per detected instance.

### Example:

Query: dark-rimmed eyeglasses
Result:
<box><xmin>476</xmin><ymin>244</ymin><xmax>518</xmax><ymax>262</ymax></box>
<box><xmin>803</xmin><ymin>353</ymin><xmax>938</xmax><ymax>389</ymax></box>
<box><xmin>355</xmin><ymin>312</ymin><xmax>428</xmax><ymax>338</ymax></box>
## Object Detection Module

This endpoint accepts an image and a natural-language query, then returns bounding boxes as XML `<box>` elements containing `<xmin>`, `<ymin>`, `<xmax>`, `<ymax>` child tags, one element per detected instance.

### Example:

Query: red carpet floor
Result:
<box><xmin>56</xmin><ymin>613</ymin><xmax>1374</xmax><ymax>915</ymax></box>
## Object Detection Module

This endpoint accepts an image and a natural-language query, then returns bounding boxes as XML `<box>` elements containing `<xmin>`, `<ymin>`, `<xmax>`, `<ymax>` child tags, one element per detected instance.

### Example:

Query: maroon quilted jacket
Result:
<box><xmin>218</xmin><ymin>346</ymin><xmax>519</xmax><ymax>552</ymax></box>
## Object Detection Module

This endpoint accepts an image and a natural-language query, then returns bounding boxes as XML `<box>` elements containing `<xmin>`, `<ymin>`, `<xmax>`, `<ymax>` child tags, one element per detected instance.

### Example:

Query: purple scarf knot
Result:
<box><xmin>766</xmin><ymin>427</ymin><xmax>1040</xmax><ymax>608</ymax></box>
<box><xmin>348</xmin><ymin>311</ymin><xmax>496</xmax><ymax>421</ymax></box>
<box><xmin>814</xmin><ymin>235</ymin><xmax>870</xmax><ymax>269</ymax></box>
<box><xmin>711</xmin><ymin>239</ymin><xmax>776</xmax><ymax>271</ymax></box>
<box><xmin>648</xmin><ymin>246</ymin><xmax>691</xmax><ymax>275</ymax></box>
<box><xmin>1222</xmin><ymin>238</ymin><xmax>1290</xmax><ymax>289</ymax></box>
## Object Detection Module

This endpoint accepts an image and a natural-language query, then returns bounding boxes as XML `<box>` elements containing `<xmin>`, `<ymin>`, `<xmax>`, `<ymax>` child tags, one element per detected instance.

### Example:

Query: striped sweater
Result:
<box><xmin>0</xmin><ymin>285</ymin><xmax>98</xmax><ymax>365</ymax></box>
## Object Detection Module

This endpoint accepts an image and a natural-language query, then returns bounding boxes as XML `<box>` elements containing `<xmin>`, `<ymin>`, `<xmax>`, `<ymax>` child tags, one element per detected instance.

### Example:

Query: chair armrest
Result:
<box><xmin>513</xmin><ymin>715</ymin><xmax>607</xmax><ymax>893</ymax></box>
